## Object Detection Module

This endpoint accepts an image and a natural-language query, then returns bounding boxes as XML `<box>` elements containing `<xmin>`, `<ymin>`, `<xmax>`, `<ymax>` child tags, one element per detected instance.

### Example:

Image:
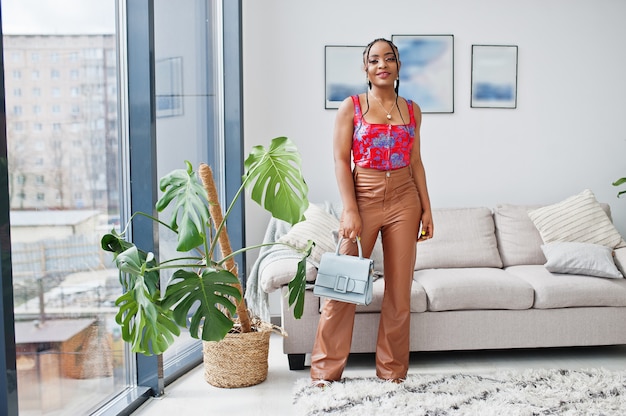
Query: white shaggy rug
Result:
<box><xmin>293</xmin><ymin>368</ymin><xmax>626</xmax><ymax>416</ymax></box>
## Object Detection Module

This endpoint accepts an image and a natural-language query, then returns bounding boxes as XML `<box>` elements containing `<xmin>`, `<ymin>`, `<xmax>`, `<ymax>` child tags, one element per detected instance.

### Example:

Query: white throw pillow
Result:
<box><xmin>541</xmin><ymin>241</ymin><xmax>623</xmax><ymax>279</ymax></box>
<box><xmin>277</xmin><ymin>203</ymin><xmax>339</xmax><ymax>264</ymax></box>
<box><xmin>528</xmin><ymin>189</ymin><xmax>626</xmax><ymax>249</ymax></box>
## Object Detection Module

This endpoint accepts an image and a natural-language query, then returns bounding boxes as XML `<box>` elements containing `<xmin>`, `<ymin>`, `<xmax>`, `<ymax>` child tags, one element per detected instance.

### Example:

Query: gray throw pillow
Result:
<box><xmin>541</xmin><ymin>241</ymin><xmax>623</xmax><ymax>279</ymax></box>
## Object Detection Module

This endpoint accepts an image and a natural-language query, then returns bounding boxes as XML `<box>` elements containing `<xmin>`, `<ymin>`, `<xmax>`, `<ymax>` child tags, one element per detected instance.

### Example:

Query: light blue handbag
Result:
<box><xmin>313</xmin><ymin>237</ymin><xmax>374</xmax><ymax>305</ymax></box>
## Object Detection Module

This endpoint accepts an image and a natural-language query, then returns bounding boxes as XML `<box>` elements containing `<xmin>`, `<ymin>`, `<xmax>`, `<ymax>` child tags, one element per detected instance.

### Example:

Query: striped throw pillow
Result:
<box><xmin>528</xmin><ymin>189</ymin><xmax>625</xmax><ymax>249</ymax></box>
<box><xmin>277</xmin><ymin>203</ymin><xmax>340</xmax><ymax>264</ymax></box>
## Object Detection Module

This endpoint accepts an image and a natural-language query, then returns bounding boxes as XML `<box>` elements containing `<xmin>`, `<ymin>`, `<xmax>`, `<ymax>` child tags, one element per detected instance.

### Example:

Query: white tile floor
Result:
<box><xmin>131</xmin><ymin>334</ymin><xmax>626</xmax><ymax>415</ymax></box>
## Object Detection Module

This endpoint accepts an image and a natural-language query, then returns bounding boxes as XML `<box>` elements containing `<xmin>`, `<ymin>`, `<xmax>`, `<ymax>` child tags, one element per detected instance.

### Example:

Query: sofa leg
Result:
<box><xmin>288</xmin><ymin>354</ymin><xmax>306</xmax><ymax>370</ymax></box>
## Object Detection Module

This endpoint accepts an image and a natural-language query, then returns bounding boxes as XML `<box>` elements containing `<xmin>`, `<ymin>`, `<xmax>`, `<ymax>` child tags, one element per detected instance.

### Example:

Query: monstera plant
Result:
<box><xmin>101</xmin><ymin>136</ymin><xmax>312</xmax><ymax>356</ymax></box>
<box><xmin>614</xmin><ymin>177</ymin><xmax>626</xmax><ymax>198</ymax></box>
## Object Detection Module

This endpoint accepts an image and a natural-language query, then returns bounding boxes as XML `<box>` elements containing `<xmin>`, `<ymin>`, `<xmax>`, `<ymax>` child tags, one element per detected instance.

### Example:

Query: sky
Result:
<box><xmin>2</xmin><ymin>0</ymin><xmax>116</xmax><ymax>34</ymax></box>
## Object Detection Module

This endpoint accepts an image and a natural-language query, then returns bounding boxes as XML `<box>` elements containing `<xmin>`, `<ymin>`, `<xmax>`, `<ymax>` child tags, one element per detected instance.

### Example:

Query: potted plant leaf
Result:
<box><xmin>101</xmin><ymin>136</ymin><xmax>312</xmax><ymax>388</ymax></box>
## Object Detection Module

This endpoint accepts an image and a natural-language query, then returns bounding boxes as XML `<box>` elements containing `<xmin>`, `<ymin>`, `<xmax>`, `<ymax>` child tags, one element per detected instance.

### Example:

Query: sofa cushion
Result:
<box><xmin>413</xmin><ymin>268</ymin><xmax>534</xmax><ymax>311</ymax></box>
<box><xmin>351</xmin><ymin>278</ymin><xmax>427</xmax><ymax>313</ymax></box>
<box><xmin>541</xmin><ymin>241</ymin><xmax>623</xmax><ymax>279</ymax></box>
<box><xmin>505</xmin><ymin>265</ymin><xmax>626</xmax><ymax>308</ymax></box>
<box><xmin>528</xmin><ymin>189</ymin><xmax>626</xmax><ymax>249</ymax></box>
<box><xmin>414</xmin><ymin>207</ymin><xmax>503</xmax><ymax>270</ymax></box>
<box><xmin>493</xmin><ymin>204</ymin><xmax>546</xmax><ymax>267</ymax></box>
<box><xmin>277</xmin><ymin>203</ymin><xmax>339</xmax><ymax>264</ymax></box>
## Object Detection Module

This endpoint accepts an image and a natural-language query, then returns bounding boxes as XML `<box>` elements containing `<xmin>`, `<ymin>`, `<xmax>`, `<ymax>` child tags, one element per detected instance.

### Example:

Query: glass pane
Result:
<box><xmin>2</xmin><ymin>1</ymin><xmax>130</xmax><ymax>414</ymax></box>
<box><xmin>154</xmin><ymin>0</ymin><xmax>223</xmax><ymax>375</ymax></box>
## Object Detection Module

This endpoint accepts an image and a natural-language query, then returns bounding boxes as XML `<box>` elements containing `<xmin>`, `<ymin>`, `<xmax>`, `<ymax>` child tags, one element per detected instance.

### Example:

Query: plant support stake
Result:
<box><xmin>199</xmin><ymin>164</ymin><xmax>252</xmax><ymax>333</ymax></box>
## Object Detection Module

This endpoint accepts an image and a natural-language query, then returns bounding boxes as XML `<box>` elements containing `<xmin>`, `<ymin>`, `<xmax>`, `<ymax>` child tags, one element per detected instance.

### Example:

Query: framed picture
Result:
<box><xmin>156</xmin><ymin>56</ymin><xmax>184</xmax><ymax>117</ymax></box>
<box><xmin>471</xmin><ymin>45</ymin><xmax>518</xmax><ymax>109</ymax></box>
<box><xmin>325</xmin><ymin>45</ymin><xmax>366</xmax><ymax>109</ymax></box>
<box><xmin>391</xmin><ymin>34</ymin><xmax>454</xmax><ymax>113</ymax></box>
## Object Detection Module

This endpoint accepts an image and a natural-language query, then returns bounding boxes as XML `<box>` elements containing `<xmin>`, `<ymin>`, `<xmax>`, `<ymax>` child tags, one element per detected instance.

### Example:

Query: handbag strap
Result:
<box><xmin>335</xmin><ymin>237</ymin><xmax>364</xmax><ymax>259</ymax></box>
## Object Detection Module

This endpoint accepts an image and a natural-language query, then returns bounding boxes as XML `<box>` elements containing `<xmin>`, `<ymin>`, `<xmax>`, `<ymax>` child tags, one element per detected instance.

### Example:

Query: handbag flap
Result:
<box><xmin>316</xmin><ymin>252</ymin><xmax>373</xmax><ymax>295</ymax></box>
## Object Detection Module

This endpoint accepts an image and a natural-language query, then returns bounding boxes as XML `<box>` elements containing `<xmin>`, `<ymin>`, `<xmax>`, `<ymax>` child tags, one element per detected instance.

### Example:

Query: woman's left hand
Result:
<box><xmin>418</xmin><ymin>211</ymin><xmax>434</xmax><ymax>241</ymax></box>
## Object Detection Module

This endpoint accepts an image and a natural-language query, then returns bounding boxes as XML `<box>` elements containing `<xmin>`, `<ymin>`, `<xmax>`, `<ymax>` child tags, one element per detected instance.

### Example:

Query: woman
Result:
<box><xmin>310</xmin><ymin>38</ymin><xmax>433</xmax><ymax>386</ymax></box>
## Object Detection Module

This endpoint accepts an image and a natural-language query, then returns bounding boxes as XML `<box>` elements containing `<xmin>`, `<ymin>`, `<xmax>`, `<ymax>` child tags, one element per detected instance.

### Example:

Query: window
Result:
<box><xmin>83</xmin><ymin>48</ymin><xmax>103</xmax><ymax>59</ymax></box>
<box><xmin>1</xmin><ymin>1</ymin><xmax>235</xmax><ymax>414</ymax></box>
<box><xmin>2</xmin><ymin>3</ymin><xmax>126</xmax><ymax>414</ymax></box>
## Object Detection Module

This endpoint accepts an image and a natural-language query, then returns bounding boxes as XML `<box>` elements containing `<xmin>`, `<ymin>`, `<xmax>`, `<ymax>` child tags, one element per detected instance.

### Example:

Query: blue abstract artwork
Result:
<box><xmin>325</xmin><ymin>45</ymin><xmax>366</xmax><ymax>109</ymax></box>
<box><xmin>471</xmin><ymin>45</ymin><xmax>518</xmax><ymax>108</ymax></box>
<box><xmin>392</xmin><ymin>35</ymin><xmax>454</xmax><ymax>113</ymax></box>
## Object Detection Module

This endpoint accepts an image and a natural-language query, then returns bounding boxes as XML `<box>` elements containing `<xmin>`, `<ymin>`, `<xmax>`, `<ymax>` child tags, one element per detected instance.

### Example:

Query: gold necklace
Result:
<box><xmin>370</xmin><ymin>92</ymin><xmax>396</xmax><ymax>120</ymax></box>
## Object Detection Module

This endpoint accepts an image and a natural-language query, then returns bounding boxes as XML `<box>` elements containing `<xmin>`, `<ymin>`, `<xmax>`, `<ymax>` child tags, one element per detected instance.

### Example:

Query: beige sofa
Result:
<box><xmin>245</xmin><ymin>190</ymin><xmax>626</xmax><ymax>370</ymax></box>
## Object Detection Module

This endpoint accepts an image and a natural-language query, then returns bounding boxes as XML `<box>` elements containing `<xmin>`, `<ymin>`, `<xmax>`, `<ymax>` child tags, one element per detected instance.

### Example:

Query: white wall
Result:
<box><xmin>241</xmin><ymin>0</ymin><xmax>626</xmax><ymax>279</ymax></box>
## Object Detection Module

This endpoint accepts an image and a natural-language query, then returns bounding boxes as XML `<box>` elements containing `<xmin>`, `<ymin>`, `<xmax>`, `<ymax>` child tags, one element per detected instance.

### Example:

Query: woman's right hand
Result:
<box><xmin>339</xmin><ymin>209</ymin><xmax>362</xmax><ymax>241</ymax></box>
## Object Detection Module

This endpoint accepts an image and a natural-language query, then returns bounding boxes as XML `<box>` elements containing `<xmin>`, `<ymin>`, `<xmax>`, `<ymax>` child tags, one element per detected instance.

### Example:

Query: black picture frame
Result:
<box><xmin>471</xmin><ymin>45</ymin><xmax>518</xmax><ymax>109</ymax></box>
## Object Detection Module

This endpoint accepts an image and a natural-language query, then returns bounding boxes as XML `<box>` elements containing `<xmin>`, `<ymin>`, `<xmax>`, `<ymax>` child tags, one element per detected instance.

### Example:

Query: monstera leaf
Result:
<box><xmin>101</xmin><ymin>231</ymin><xmax>160</xmax><ymax>293</ymax></box>
<box><xmin>162</xmin><ymin>268</ymin><xmax>242</xmax><ymax>341</ymax></box>
<box><xmin>244</xmin><ymin>136</ymin><xmax>309</xmax><ymax>225</ymax></box>
<box><xmin>157</xmin><ymin>161</ymin><xmax>211</xmax><ymax>252</ymax></box>
<box><xmin>287</xmin><ymin>241</ymin><xmax>314</xmax><ymax>319</ymax></box>
<box><xmin>115</xmin><ymin>275</ymin><xmax>180</xmax><ymax>355</ymax></box>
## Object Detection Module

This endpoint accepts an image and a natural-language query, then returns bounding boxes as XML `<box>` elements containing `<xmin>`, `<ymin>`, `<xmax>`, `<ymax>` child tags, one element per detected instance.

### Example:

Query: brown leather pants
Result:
<box><xmin>310</xmin><ymin>165</ymin><xmax>422</xmax><ymax>381</ymax></box>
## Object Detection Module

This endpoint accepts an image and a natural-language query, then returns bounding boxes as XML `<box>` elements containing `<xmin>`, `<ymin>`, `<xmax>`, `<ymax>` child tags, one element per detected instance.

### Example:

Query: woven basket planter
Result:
<box><xmin>203</xmin><ymin>326</ymin><xmax>272</xmax><ymax>388</ymax></box>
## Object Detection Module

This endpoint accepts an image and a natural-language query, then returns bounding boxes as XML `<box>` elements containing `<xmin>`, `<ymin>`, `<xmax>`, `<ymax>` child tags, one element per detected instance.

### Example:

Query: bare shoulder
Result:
<box><xmin>407</xmin><ymin>98</ymin><xmax>422</xmax><ymax>123</ymax></box>
<box><xmin>336</xmin><ymin>95</ymin><xmax>357</xmax><ymax>119</ymax></box>
<box><xmin>403</xmin><ymin>97</ymin><xmax>421</xmax><ymax>115</ymax></box>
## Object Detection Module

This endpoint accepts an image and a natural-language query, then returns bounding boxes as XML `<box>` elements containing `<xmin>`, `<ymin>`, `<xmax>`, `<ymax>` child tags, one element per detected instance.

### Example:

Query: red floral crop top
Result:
<box><xmin>351</xmin><ymin>95</ymin><xmax>416</xmax><ymax>171</ymax></box>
